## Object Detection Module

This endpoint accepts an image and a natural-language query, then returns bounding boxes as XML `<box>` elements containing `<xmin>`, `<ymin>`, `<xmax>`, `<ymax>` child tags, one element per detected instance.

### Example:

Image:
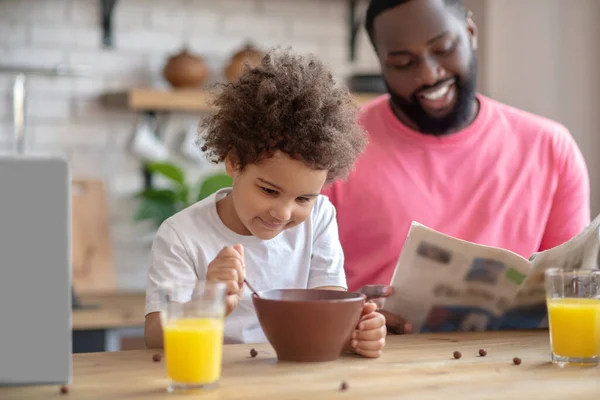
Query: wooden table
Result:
<box><xmin>72</xmin><ymin>291</ymin><xmax>146</xmax><ymax>353</ymax></box>
<box><xmin>4</xmin><ymin>330</ymin><xmax>600</xmax><ymax>399</ymax></box>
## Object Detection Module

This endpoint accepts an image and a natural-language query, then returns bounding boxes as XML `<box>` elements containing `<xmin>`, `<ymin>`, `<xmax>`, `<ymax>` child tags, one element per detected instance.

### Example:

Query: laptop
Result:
<box><xmin>0</xmin><ymin>156</ymin><xmax>72</xmax><ymax>386</ymax></box>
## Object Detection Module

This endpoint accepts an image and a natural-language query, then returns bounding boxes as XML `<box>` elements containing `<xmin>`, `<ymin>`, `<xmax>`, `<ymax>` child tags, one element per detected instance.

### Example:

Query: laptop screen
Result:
<box><xmin>0</xmin><ymin>156</ymin><xmax>72</xmax><ymax>386</ymax></box>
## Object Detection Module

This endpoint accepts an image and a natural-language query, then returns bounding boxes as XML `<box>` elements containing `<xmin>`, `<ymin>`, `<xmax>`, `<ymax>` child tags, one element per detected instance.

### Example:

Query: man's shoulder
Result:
<box><xmin>357</xmin><ymin>94</ymin><xmax>392</xmax><ymax>126</ymax></box>
<box><xmin>360</xmin><ymin>93</ymin><xmax>390</xmax><ymax>111</ymax></box>
<box><xmin>481</xmin><ymin>95</ymin><xmax>571</xmax><ymax>138</ymax></box>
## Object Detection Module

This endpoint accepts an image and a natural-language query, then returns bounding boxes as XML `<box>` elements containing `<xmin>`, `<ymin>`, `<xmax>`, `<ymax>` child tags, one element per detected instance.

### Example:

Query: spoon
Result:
<box><xmin>244</xmin><ymin>278</ymin><xmax>260</xmax><ymax>298</ymax></box>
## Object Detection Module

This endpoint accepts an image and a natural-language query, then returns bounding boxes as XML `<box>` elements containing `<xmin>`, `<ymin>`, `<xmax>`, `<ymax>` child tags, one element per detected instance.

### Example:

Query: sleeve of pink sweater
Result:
<box><xmin>538</xmin><ymin>126</ymin><xmax>591</xmax><ymax>251</ymax></box>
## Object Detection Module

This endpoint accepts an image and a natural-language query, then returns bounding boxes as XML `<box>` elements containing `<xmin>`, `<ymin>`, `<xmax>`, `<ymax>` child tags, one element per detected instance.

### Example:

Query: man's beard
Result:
<box><xmin>386</xmin><ymin>56</ymin><xmax>478</xmax><ymax>136</ymax></box>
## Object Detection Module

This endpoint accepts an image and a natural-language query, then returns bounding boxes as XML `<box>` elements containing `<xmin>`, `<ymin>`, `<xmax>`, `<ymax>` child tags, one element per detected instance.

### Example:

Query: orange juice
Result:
<box><xmin>163</xmin><ymin>318</ymin><xmax>224</xmax><ymax>385</ymax></box>
<box><xmin>547</xmin><ymin>298</ymin><xmax>600</xmax><ymax>359</ymax></box>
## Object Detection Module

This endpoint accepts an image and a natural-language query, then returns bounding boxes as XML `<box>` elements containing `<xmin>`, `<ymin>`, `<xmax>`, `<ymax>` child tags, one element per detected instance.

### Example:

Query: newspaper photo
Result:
<box><xmin>381</xmin><ymin>214</ymin><xmax>600</xmax><ymax>333</ymax></box>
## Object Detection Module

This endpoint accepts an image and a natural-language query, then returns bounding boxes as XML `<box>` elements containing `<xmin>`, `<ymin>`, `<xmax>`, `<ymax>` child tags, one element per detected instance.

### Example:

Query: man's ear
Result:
<box><xmin>224</xmin><ymin>153</ymin><xmax>239</xmax><ymax>177</ymax></box>
<box><xmin>466</xmin><ymin>11</ymin><xmax>478</xmax><ymax>51</ymax></box>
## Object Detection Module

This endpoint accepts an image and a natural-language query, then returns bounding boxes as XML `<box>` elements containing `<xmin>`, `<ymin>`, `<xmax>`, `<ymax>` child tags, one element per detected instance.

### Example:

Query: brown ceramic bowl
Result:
<box><xmin>252</xmin><ymin>289</ymin><xmax>365</xmax><ymax>362</ymax></box>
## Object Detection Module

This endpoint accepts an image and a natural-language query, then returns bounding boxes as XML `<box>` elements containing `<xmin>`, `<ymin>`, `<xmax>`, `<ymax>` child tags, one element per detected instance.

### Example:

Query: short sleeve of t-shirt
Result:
<box><xmin>307</xmin><ymin>195</ymin><xmax>347</xmax><ymax>289</ymax></box>
<box><xmin>145</xmin><ymin>221</ymin><xmax>199</xmax><ymax>316</ymax></box>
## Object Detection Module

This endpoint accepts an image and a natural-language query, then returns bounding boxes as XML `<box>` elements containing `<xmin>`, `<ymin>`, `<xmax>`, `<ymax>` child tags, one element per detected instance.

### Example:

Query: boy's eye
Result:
<box><xmin>261</xmin><ymin>187</ymin><xmax>277</xmax><ymax>195</ymax></box>
<box><xmin>296</xmin><ymin>197</ymin><xmax>310</xmax><ymax>203</ymax></box>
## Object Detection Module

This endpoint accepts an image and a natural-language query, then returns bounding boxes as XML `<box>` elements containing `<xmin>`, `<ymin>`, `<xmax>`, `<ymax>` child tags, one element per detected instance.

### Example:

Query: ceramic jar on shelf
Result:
<box><xmin>162</xmin><ymin>47</ymin><xmax>210</xmax><ymax>89</ymax></box>
<box><xmin>223</xmin><ymin>42</ymin><xmax>264</xmax><ymax>82</ymax></box>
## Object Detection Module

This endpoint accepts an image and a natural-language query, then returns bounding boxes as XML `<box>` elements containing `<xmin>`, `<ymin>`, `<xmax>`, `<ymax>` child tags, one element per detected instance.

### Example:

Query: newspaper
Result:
<box><xmin>381</xmin><ymin>214</ymin><xmax>600</xmax><ymax>333</ymax></box>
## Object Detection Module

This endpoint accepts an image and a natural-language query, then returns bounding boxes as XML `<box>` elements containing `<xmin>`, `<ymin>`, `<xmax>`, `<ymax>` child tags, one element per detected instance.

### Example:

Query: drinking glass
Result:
<box><xmin>160</xmin><ymin>281</ymin><xmax>227</xmax><ymax>391</ymax></box>
<box><xmin>545</xmin><ymin>268</ymin><xmax>600</xmax><ymax>366</ymax></box>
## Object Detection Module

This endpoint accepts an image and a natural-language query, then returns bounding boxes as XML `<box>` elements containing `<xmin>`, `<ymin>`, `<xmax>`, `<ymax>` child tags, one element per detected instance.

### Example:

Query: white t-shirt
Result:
<box><xmin>145</xmin><ymin>188</ymin><xmax>347</xmax><ymax>344</ymax></box>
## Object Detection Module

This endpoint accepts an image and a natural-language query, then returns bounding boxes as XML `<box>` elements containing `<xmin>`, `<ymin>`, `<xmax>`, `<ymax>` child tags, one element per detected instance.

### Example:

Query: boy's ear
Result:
<box><xmin>224</xmin><ymin>153</ymin><xmax>239</xmax><ymax>177</ymax></box>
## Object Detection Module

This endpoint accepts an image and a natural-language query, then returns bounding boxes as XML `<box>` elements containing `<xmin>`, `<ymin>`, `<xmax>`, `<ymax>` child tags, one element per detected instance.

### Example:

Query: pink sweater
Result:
<box><xmin>323</xmin><ymin>94</ymin><xmax>590</xmax><ymax>291</ymax></box>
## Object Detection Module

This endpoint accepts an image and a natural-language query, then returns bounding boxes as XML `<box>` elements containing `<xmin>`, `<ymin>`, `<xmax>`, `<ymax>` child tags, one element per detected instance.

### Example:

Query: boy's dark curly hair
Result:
<box><xmin>199</xmin><ymin>47</ymin><xmax>368</xmax><ymax>182</ymax></box>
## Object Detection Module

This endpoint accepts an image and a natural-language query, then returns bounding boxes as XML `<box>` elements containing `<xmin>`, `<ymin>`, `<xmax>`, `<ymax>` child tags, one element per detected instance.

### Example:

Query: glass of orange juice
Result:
<box><xmin>159</xmin><ymin>281</ymin><xmax>226</xmax><ymax>392</ymax></box>
<box><xmin>545</xmin><ymin>268</ymin><xmax>600</xmax><ymax>367</ymax></box>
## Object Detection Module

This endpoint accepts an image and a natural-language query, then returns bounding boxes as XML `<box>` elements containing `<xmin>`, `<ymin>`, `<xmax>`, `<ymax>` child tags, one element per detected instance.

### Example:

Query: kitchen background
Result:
<box><xmin>1</xmin><ymin>0</ymin><xmax>599</xmax><ymax>296</ymax></box>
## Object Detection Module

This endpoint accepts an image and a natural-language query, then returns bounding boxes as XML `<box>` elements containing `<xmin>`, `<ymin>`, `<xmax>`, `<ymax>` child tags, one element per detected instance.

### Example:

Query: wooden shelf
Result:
<box><xmin>72</xmin><ymin>291</ymin><xmax>146</xmax><ymax>330</ymax></box>
<box><xmin>130</xmin><ymin>88</ymin><xmax>213</xmax><ymax>112</ymax></box>
<box><xmin>102</xmin><ymin>88</ymin><xmax>380</xmax><ymax>113</ymax></box>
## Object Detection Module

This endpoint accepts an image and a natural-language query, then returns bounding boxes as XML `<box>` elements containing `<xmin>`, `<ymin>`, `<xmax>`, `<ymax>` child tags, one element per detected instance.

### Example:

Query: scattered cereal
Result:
<box><xmin>513</xmin><ymin>357</ymin><xmax>521</xmax><ymax>365</ymax></box>
<box><xmin>478</xmin><ymin>349</ymin><xmax>487</xmax><ymax>357</ymax></box>
<box><xmin>152</xmin><ymin>353</ymin><xmax>162</xmax><ymax>362</ymax></box>
<box><xmin>250</xmin><ymin>348</ymin><xmax>258</xmax><ymax>358</ymax></box>
<box><xmin>340</xmin><ymin>381</ymin><xmax>349</xmax><ymax>391</ymax></box>
<box><xmin>60</xmin><ymin>385</ymin><xmax>69</xmax><ymax>394</ymax></box>
<box><xmin>453</xmin><ymin>351</ymin><xmax>462</xmax><ymax>359</ymax></box>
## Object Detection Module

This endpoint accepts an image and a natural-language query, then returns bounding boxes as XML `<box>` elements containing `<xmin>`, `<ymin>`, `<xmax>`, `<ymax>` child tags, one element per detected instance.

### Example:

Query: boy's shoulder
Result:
<box><xmin>311</xmin><ymin>193</ymin><xmax>337</xmax><ymax>224</ymax></box>
<box><xmin>157</xmin><ymin>189</ymin><xmax>223</xmax><ymax>239</ymax></box>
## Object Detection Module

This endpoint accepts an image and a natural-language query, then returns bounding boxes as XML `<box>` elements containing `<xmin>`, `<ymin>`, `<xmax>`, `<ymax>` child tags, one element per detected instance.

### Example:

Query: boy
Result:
<box><xmin>144</xmin><ymin>49</ymin><xmax>387</xmax><ymax>358</ymax></box>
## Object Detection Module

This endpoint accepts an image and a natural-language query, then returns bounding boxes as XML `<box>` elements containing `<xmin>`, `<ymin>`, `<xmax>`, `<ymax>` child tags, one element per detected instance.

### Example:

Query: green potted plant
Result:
<box><xmin>133</xmin><ymin>161</ymin><xmax>232</xmax><ymax>228</ymax></box>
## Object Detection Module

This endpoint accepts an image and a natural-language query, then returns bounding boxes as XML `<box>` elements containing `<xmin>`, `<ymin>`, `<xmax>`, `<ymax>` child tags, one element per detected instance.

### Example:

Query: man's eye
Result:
<box><xmin>391</xmin><ymin>61</ymin><xmax>413</xmax><ymax>70</ymax></box>
<box><xmin>435</xmin><ymin>40</ymin><xmax>459</xmax><ymax>56</ymax></box>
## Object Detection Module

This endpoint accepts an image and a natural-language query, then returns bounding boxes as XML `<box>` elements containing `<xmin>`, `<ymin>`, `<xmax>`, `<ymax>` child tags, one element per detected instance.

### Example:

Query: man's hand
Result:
<box><xmin>358</xmin><ymin>285</ymin><xmax>413</xmax><ymax>334</ymax></box>
<box><xmin>206</xmin><ymin>244</ymin><xmax>245</xmax><ymax>315</ymax></box>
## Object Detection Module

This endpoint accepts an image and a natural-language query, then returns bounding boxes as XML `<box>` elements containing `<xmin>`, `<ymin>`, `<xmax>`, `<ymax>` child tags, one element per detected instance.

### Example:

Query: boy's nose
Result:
<box><xmin>269</xmin><ymin>206</ymin><xmax>291</xmax><ymax>222</ymax></box>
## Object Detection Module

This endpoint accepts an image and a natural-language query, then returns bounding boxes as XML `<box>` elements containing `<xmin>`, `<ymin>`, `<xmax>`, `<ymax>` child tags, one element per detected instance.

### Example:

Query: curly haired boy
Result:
<box><xmin>144</xmin><ymin>48</ymin><xmax>386</xmax><ymax>358</ymax></box>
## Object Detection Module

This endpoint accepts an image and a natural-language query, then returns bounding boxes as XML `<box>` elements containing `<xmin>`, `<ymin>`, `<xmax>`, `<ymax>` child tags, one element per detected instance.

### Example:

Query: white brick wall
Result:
<box><xmin>0</xmin><ymin>24</ymin><xmax>29</xmax><ymax>45</ymax></box>
<box><xmin>0</xmin><ymin>0</ymin><xmax>70</xmax><ymax>23</ymax></box>
<box><xmin>32</xmin><ymin>123</ymin><xmax>110</xmax><ymax>147</ymax></box>
<box><xmin>0</xmin><ymin>0</ymin><xmax>379</xmax><ymax>290</ymax></box>
<box><xmin>0</xmin><ymin>96</ymin><xmax>10</xmax><ymax>121</ymax></box>
<box><xmin>0</xmin><ymin>47</ymin><xmax>66</xmax><ymax>68</ymax></box>
<box><xmin>30</xmin><ymin>25</ymin><xmax>101</xmax><ymax>49</ymax></box>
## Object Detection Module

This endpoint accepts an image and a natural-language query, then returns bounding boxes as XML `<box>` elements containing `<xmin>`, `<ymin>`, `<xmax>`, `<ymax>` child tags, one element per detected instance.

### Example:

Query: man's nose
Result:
<box><xmin>416</xmin><ymin>57</ymin><xmax>444</xmax><ymax>88</ymax></box>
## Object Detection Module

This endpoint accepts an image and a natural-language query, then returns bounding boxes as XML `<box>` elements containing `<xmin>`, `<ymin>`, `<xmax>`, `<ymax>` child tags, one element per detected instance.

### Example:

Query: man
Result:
<box><xmin>325</xmin><ymin>0</ymin><xmax>590</xmax><ymax>332</ymax></box>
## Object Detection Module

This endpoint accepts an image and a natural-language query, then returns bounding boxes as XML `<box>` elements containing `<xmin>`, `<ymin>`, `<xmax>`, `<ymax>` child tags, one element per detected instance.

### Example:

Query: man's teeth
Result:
<box><xmin>422</xmin><ymin>84</ymin><xmax>451</xmax><ymax>100</ymax></box>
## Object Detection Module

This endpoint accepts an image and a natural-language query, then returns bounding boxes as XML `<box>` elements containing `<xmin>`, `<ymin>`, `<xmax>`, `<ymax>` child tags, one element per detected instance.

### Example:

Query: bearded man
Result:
<box><xmin>323</xmin><ymin>0</ymin><xmax>590</xmax><ymax>333</ymax></box>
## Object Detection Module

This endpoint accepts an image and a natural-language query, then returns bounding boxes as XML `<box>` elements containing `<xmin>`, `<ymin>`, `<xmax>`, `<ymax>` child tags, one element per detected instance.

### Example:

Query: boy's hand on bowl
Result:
<box><xmin>348</xmin><ymin>302</ymin><xmax>386</xmax><ymax>358</ymax></box>
<box><xmin>358</xmin><ymin>285</ymin><xmax>413</xmax><ymax>334</ymax></box>
<box><xmin>206</xmin><ymin>244</ymin><xmax>245</xmax><ymax>315</ymax></box>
